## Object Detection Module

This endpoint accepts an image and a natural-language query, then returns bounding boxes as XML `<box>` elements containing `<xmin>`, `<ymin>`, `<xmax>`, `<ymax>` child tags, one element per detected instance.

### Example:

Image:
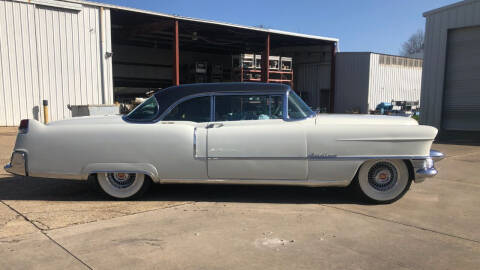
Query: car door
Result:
<box><xmin>156</xmin><ymin>95</ymin><xmax>212</xmax><ymax>180</ymax></box>
<box><xmin>207</xmin><ymin>94</ymin><xmax>308</xmax><ymax>180</ymax></box>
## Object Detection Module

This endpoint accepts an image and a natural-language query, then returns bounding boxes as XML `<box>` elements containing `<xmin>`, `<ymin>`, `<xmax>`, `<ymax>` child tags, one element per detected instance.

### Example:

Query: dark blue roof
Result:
<box><xmin>154</xmin><ymin>82</ymin><xmax>290</xmax><ymax>115</ymax></box>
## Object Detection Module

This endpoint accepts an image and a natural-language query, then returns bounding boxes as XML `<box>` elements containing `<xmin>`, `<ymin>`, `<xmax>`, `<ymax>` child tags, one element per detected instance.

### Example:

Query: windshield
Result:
<box><xmin>125</xmin><ymin>96</ymin><xmax>159</xmax><ymax>122</ymax></box>
<box><xmin>288</xmin><ymin>91</ymin><xmax>314</xmax><ymax>119</ymax></box>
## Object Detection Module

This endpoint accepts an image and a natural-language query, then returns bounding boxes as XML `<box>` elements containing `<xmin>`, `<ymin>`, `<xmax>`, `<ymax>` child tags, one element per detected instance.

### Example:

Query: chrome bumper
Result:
<box><xmin>412</xmin><ymin>150</ymin><xmax>444</xmax><ymax>183</ymax></box>
<box><xmin>4</xmin><ymin>151</ymin><xmax>27</xmax><ymax>176</ymax></box>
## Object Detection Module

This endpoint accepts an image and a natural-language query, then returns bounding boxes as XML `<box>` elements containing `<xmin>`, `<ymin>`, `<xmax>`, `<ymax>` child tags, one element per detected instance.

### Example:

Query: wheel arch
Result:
<box><xmin>81</xmin><ymin>163</ymin><xmax>159</xmax><ymax>182</ymax></box>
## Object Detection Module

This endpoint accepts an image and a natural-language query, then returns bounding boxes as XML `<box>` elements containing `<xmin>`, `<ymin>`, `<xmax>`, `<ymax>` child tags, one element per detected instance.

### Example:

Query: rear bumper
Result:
<box><xmin>412</xmin><ymin>150</ymin><xmax>444</xmax><ymax>183</ymax></box>
<box><xmin>4</xmin><ymin>151</ymin><xmax>27</xmax><ymax>176</ymax></box>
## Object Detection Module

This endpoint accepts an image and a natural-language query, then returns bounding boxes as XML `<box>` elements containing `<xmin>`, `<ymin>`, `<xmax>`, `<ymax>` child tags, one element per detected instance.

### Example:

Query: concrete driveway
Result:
<box><xmin>0</xmin><ymin>127</ymin><xmax>479</xmax><ymax>269</ymax></box>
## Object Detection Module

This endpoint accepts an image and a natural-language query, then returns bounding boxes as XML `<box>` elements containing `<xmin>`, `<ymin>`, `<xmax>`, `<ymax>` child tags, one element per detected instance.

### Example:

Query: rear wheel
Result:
<box><xmin>353</xmin><ymin>159</ymin><xmax>412</xmax><ymax>204</ymax></box>
<box><xmin>96</xmin><ymin>173</ymin><xmax>151</xmax><ymax>199</ymax></box>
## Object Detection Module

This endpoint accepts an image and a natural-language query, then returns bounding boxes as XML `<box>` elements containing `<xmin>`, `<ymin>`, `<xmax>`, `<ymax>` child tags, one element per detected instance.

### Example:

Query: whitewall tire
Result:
<box><xmin>354</xmin><ymin>159</ymin><xmax>412</xmax><ymax>203</ymax></box>
<box><xmin>96</xmin><ymin>173</ymin><xmax>151</xmax><ymax>199</ymax></box>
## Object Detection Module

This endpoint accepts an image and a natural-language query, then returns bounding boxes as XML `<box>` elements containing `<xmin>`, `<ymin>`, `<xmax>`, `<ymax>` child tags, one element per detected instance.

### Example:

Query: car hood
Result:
<box><xmin>315</xmin><ymin>114</ymin><xmax>418</xmax><ymax>126</ymax></box>
<box><xmin>46</xmin><ymin>115</ymin><xmax>125</xmax><ymax>126</ymax></box>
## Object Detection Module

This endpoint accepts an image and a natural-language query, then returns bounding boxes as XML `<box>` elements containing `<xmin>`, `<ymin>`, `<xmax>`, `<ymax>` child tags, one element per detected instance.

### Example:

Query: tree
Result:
<box><xmin>400</xmin><ymin>29</ymin><xmax>424</xmax><ymax>58</ymax></box>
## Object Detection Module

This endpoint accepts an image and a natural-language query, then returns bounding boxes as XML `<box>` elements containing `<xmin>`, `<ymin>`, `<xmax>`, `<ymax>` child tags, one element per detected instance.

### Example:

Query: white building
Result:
<box><xmin>334</xmin><ymin>52</ymin><xmax>423</xmax><ymax>114</ymax></box>
<box><xmin>421</xmin><ymin>0</ymin><xmax>480</xmax><ymax>140</ymax></box>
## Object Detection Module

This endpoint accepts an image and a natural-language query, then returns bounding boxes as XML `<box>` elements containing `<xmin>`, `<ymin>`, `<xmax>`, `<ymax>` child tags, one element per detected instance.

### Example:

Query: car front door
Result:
<box><xmin>206</xmin><ymin>94</ymin><xmax>308</xmax><ymax>180</ymax></box>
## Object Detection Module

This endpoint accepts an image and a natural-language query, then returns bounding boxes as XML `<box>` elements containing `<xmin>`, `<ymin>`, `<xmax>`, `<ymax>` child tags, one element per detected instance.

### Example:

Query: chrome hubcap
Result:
<box><xmin>107</xmin><ymin>173</ymin><xmax>136</xmax><ymax>189</ymax></box>
<box><xmin>367</xmin><ymin>162</ymin><xmax>398</xmax><ymax>191</ymax></box>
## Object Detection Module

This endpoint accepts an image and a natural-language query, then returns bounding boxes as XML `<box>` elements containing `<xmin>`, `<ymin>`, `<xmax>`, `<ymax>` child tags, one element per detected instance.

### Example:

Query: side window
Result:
<box><xmin>288</xmin><ymin>91</ymin><xmax>314</xmax><ymax>119</ymax></box>
<box><xmin>215</xmin><ymin>95</ymin><xmax>283</xmax><ymax>121</ymax></box>
<box><xmin>163</xmin><ymin>96</ymin><xmax>211</xmax><ymax>122</ymax></box>
<box><xmin>126</xmin><ymin>96</ymin><xmax>159</xmax><ymax>122</ymax></box>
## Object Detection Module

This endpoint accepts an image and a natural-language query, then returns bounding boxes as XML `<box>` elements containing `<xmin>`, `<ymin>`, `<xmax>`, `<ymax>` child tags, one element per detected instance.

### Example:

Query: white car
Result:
<box><xmin>5</xmin><ymin>83</ymin><xmax>444</xmax><ymax>203</ymax></box>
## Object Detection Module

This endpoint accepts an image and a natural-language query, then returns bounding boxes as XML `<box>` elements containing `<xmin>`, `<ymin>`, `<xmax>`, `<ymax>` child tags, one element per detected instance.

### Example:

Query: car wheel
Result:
<box><xmin>96</xmin><ymin>172</ymin><xmax>151</xmax><ymax>199</ymax></box>
<box><xmin>353</xmin><ymin>159</ymin><xmax>412</xmax><ymax>204</ymax></box>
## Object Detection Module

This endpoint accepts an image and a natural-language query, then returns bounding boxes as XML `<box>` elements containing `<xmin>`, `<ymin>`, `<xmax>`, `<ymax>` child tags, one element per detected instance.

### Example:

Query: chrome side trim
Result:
<box><xmin>159</xmin><ymin>178</ymin><xmax>350</xmax><ymax>187</ymax></box>
<box><xmin>193</xmin><ymin>127</ymin><xmax>197</xmax><ymax>158</ymax></box>
<box><xmin>206</xmin><ymin>155</ymin><xmax>432</xmax><ymax>161</ymax></box>
<box><xmin>4</xmin><ymin>151</ymin><xmax>27</xmax><ymax>176</ymax></box>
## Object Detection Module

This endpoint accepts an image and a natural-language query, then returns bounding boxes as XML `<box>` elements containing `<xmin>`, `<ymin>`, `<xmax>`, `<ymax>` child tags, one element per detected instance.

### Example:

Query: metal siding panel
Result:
<box><xmin>27</xmin><ymin>4</ymin><xmax>41</xmax><ymax>122</ymax></box>
<box><xmin>368</xmin><ymin>54</ymin><xmax>422</xmax><ymax>112</ymax></box>
<box><xmin>442</xmin><ymin>26</ymin><xmax>480</xmax><ymax>130</ymax></box>
<box><xmin>15</xmin><ymin>3</ymin><xmax>28</xmax><ymax>121</ymax></box>
<box><xmin>0</xmin><ymin>0</ymin><xmax>12</xmax><ymax>125</ymax></box>
<box><xmin>83</xmin><ymin>6</ymin><xmax>93</xmax><ymax>105</ymax></box>
<box><xmin>6</xmin><ymin>1</ymin><xmax>21</xmax><ymax>126</ymax></box>
<box><xmin>92</xmin><ymin>7</ymin><xmax>102</xmax><ymax>104</ymax></box>
<box><xmin>334</xmin><ymin>53</ymin><xmax>370</xmax><ymax>113</ymax></box>
<box><xmin>104</xmin><ymin>8</ymin><xmax>113</xmax><ymax>104</ymax></box>
<box><xmin>421</xmin><ymin>0</ymin><xmax>480</xmax><ymax>129</ymax></box>
<box><xmin>58</xmin><ymin>10</ymin><xmax>69</xmax><ymax>119</ymax></box>
<box><xmin>64</xmin><ymin>11</ymin><xmax>76</xmax><ymax>107</ymax></box>
<box><xmin>71</xmin><ymin>11</ymin><xmax>82</xmax><ymax>106</ymax></box>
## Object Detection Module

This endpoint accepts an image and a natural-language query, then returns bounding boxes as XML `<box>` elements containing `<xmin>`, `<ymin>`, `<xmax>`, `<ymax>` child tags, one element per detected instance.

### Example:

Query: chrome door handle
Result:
<box><xmin>206</xmin><ymin>123</ymin><xmax>224</xmax><ymax>129</ymax></box>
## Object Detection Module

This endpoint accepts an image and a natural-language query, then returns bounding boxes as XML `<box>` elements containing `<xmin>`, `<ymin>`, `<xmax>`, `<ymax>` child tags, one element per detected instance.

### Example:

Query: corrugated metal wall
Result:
<box><xmin>296</xmin><ymin>63</ymin><xmax>331</xmax><ymax>110</ymax></box>
<box><xmin>421</xmin><ymin>0</ymin><xmax>480</xmax><ymax>129</ymax></box>
<box><xmin>334</xmin><ymin>52</ymin><xmax>370</xmax><ymax>113</ymax></box>
<box><xmin>368</xmin><ymin>53</ymin><xmax>422</xmax><ymax>112</ymax></box>
<box><xmin>0</xmin><ymin>0</ymin><xmax>113</xmax><ymax>126</ymax></box>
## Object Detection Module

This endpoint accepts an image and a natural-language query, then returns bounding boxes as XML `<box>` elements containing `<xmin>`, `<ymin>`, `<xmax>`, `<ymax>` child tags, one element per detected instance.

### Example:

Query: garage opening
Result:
<box><xmin>110</xmin><ymin>9</ymin><xmax>336</xmax><ymax>112</ymax></box>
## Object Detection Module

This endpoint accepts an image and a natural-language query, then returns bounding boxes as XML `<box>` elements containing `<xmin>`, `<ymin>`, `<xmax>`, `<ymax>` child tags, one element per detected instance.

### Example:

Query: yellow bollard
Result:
<box><xmin>43</xmin><ymin>100</ymin><xmax>49</xmax><ymax>124</ymax></box>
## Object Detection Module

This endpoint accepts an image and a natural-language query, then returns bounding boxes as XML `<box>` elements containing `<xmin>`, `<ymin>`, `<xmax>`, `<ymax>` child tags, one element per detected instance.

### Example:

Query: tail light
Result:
<box><xmin>19</xmin><ymin>119</ymin><xmax>29</xmax><ymax>134</ymax></box>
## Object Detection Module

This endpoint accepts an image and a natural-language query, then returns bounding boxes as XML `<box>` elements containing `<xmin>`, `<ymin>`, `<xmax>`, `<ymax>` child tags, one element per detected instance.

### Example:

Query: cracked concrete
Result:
<box><xmin>0</xmin><ymin>127</ymin><xmax>479</xmax><ymax>269</ymax></box>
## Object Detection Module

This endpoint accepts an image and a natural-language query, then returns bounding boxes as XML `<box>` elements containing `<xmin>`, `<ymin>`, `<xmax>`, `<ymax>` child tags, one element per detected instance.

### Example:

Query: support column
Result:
<box><xmin>329</xmin><ymin>42</ymin><xmax>337</xmax><ymax>112</ymax></box>
<box><xmin>262</xmin><ymin>34</ymin><xmax>270</xmax><ymax>83</ymax></box>
<box><xmin>173</xmin><ymin>19</ymin><xmax>180</xmax><ymax>86</ymax></box>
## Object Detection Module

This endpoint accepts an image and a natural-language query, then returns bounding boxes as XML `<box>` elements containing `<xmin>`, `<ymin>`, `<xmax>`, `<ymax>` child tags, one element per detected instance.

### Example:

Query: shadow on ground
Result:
<box><xmin>0</xmin><ymin>176</ymin><xmax>364</xmax><ymax>205</ymax></box>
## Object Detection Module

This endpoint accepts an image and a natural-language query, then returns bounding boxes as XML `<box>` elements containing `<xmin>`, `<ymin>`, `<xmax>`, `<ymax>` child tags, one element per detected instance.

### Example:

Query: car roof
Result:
<box><xmin>154</xmin><ymin>82</ymin><xmax>290</xmax><ymax>116</ymax></box>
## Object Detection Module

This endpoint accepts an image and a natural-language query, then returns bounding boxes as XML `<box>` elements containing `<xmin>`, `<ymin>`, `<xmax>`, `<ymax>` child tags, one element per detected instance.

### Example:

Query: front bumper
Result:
<box><xmin>4</xmin><ymin>151</ymin><xmax>27</xmax><ymax>176</ymax></box>
<box><xmin>412</xmin><ymin>150</ymin><xmax>444</xmax><ymax>183</ymax></box>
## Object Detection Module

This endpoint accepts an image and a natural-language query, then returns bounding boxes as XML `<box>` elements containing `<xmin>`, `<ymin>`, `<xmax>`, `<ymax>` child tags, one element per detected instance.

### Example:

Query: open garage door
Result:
<box><xmin>442</xmin><ymin>26</ymin><xmax>480</xmax><ymax>131</ymax></box>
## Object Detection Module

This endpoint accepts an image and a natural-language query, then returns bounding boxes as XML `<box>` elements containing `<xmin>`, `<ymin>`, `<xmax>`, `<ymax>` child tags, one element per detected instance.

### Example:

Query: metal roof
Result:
<box><xmin>62</xmin><ymin>0</ymin><xmax>339</xmax><ymax>42</ymax></box>
<box><xmin>423</xmin><ymin>0</ymin><xmax>480</xmax><ymax>17</ymax></box>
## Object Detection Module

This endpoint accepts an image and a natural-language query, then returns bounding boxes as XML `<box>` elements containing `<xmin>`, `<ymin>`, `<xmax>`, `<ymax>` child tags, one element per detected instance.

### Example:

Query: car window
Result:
<box><xmin>163</xmin><ymin>96</ymin><xmax>211</xmax><ymax>122</ymax></box>
<box><xmin>288</xmin><ymin>91</ymin><xmax>314</xmax><ymax>119</ymax></box>
<box><xmin>215</xmin><ymin>95</ymin><xmax>283</xmax><ymax>121</ymax></box>
<box><xmin>126</xmin><ymin>96</ymin><xmax>159</xmax><ymax>121</ymax></box>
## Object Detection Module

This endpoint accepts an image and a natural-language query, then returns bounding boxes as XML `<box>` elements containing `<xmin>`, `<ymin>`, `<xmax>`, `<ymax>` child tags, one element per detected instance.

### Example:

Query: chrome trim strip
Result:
<box><xmin>207</xmin><ymin>155</ymin><xmax>432</xmax><ymax>161</ymax></box>
<box><xmin>193</xmin><ymin>127</ymin><xmax>197</xmax><ymax>158</ymax></box>
<box><xmin>159</xmin><ymin>178</ymin><xmax>350</xmax><ymax>187</ymax></box>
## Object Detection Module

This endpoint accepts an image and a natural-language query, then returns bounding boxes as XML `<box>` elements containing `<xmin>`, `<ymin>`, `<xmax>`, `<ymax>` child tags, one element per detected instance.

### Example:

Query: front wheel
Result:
<box><xmin>353</xmin><ymin>159</ymin><xmax>412</xmax><ymax>204</ymax></box>
<box><xmin>96</xmin><ymin>173</ymin><xmax>151</xmax><ymax>199</ymax></box>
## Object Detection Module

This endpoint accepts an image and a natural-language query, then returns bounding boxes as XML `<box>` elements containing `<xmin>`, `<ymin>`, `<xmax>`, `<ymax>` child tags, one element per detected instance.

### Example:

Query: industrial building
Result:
<box><xmin>0</xmin><ymin>0</ymin><xmax>337</xmax><ymax>126</ymax></box>
<box><xmin>421</xmin><ymin>0</ymin><xmax>480</xmax><ymax>140</ymax></box>
<box><xmin>334</xmin><ymin>52</ymin><xmax>423</xmax><ymax>114</ymax></box>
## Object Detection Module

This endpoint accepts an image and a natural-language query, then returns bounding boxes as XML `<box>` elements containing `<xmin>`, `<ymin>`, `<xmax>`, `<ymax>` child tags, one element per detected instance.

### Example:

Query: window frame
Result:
<box><xmin>155</xmin><ymin>90</ymin><xmax>314</xmax><ymax>123</ymax></box>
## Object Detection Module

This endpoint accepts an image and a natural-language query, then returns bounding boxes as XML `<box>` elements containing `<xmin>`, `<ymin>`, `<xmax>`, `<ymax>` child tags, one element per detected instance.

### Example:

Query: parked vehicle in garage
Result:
<box><xmin>5</xmin><ymin>83</ymin><xmax>444</xmax><ymax>203</ymax></box>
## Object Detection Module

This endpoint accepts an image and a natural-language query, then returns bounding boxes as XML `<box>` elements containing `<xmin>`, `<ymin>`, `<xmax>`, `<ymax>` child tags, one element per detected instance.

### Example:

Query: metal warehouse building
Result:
<box><xmin>421</xmin><ymin>0</ymin><xmax>480</xmax><ymax>140</ymax></box>
<box><xmin>0</xmin><ymin>0</ymin><xmax>337</xmax><ymax>126</ymax></box>
<box><xmin>334</xmin><ymin>52</ymin><xmax>423</xmax><ymax>114</ymax></box>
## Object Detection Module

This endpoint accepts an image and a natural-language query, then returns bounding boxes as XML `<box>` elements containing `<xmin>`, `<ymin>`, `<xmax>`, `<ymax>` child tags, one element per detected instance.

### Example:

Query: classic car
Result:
<box><xmin>5</xmin><ymin>83</ymin><xmax>444</xmax><ymax>203</ymax></box>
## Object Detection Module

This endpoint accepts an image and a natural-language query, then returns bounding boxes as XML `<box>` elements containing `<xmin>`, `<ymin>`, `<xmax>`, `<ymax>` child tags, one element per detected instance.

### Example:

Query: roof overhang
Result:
<box><xmin>58</xmin><ymin>0</ymin><xmax>339</xmax><ymax>43</ymax></box>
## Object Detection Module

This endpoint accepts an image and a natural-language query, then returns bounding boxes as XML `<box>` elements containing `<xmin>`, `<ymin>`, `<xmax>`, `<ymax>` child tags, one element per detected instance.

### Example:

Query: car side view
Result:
<box><xmin>5</xmin><ymin>83</ymin><xmax>444</xmax><ymax>203</ymax></box>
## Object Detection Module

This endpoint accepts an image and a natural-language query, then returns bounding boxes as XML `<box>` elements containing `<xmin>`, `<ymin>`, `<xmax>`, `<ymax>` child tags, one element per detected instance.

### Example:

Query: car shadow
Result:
<box><xmin>0</xmin><ymin>175</ymin><xmax>367</xmax><ymax>205</ymax></box>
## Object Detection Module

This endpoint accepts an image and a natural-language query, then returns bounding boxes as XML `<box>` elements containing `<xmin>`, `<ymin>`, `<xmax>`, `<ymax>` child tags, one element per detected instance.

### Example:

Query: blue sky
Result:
<box><xmin>100</xmin><ymin>0</ymin><xmax>458</xmax><ymax>55</ymax></box>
